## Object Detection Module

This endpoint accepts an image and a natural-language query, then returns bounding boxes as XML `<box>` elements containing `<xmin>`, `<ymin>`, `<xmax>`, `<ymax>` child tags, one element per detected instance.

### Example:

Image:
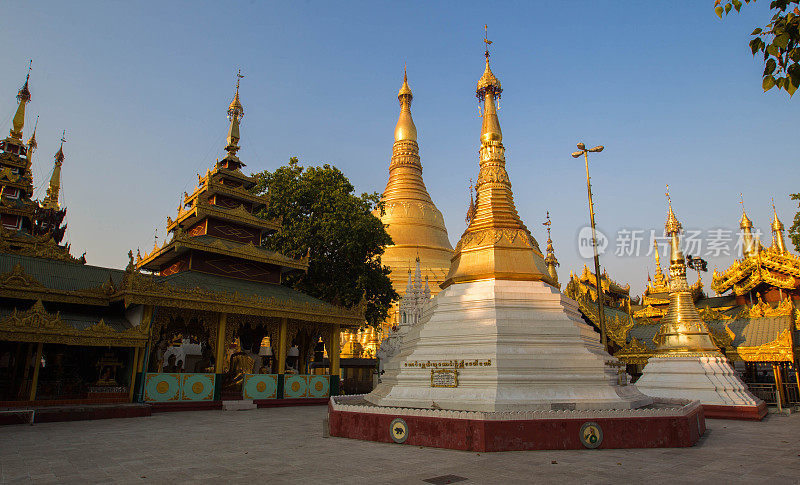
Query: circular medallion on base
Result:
<box><xmin>579</xmin><ymin>422</ymin><xmax>603</xmax><ymax>449</ymax></box>
<box><xmin>389</xmin><ymin>418</ymin><xmax>409</xmax><ymax>444</ymax></box>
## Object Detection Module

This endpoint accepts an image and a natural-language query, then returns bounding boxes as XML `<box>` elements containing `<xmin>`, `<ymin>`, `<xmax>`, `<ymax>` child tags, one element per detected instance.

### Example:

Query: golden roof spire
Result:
<box><xmin>443</xmin><ymin>33</ymin><xmax>550</xmax><ymax>288</ymax></box>
<box><xmin>771</xmin><ymin>198</ymin><xmax>787</xmax><ymax>253</ymax></box>
<box><xmin>543</xmin><ymin>211</ymin><xmax>559</xmax><ymax>286</ymax></box>
<box><xmin>394</xmin><ymin>66</ymin><xmax>417</xmax><ymax>142</ymax></box>
<box><xmin>653</xmin><ymin>191</ymin><xmax>719</xmax><ymax>355</ymax></box>
<box><xmin>225</xmin><ymin>69</ymin><xmax>245</xmax><ymax>159</ymax></box>
<box><xmin>25</xmin><ymin>115</ymin><xmax>39</xmax><ymax>168</ymax></box>
<box><xmin>9</xmin><ymin>61</ymin><xmax>32</xmax><ymax>141</ymax></box>
<box><xmin>41</xmin><ymin>130</ymin><xmax>66</xmax><ymax>210</ymax></box>
<box><xmin>739</xmin><ymin>193</ymin><xmax>755</xmax><ymax>257</ymax></box>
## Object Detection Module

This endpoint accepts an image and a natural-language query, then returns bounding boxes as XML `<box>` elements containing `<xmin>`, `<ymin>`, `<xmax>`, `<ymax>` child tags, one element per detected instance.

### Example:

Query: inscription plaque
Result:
<box><xmin>430</xmin><ymin>369</ymin><xmax>458</xmax><ymax>388</ymax></box>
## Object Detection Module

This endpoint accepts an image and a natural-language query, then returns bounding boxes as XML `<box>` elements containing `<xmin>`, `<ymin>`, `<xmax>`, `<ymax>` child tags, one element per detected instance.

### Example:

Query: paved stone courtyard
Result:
<box><xmin>1</xmin><ymin>406</ymin><xmax>798</xmax><ymax>484</ymax></box>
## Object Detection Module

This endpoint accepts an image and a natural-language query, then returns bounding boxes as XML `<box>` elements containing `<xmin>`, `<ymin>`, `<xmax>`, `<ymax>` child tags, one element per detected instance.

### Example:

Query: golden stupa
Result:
<box><xmin>653</xmin><ymin>190</ymin><xmax>719</xmax><ymax>354</ymax></box>
<box><xmin>374</xmin><ymin>69</ymin><xmax>453</xmax><ymax>303</ymax></box>
<box><xmin>442</xmin><ymin>50</ymin><xmax>551</xmax><ymax>288</ymax></box>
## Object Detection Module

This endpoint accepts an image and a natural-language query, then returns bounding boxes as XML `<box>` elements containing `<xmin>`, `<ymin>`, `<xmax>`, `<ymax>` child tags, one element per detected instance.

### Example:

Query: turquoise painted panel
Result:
<box><xmin>243</xmin><ymin>374</ymin><xmax>278</xmax><ymax>399</ymax></box>
<box><xmin>307</xmin><ymin>375</ymin><xmax>330</xmax><ymax>398</ymax></box>
<box><xmin>144</xmin><ymin>373</ymin><xmax>180</xmax><ymax>402</ymax></box>
<box><xmin>181</xmin><ymin>374</ymin><xmax>215</xmax><ymax>401</ymax></box>
<box><xmin>283</xmin><ymin>374</ymin><xmax>308</xmax><ymax>398</ymax></box>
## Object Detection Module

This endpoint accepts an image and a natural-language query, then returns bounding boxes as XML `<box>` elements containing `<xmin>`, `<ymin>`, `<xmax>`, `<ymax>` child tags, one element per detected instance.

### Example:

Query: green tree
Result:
<box><xmin>716</xmin><ymin>0</ymin><xmax>800</xmax><ymax>96</ymax></box>
<box><xmin>788</xmin><ymin>193</ymin><xmax>800</xmax><ymax>251</ymax></box>
<box><xmin>251</xmin><ymin>157</ymin><xmax>398</xmax><ymax>327</ymax></box>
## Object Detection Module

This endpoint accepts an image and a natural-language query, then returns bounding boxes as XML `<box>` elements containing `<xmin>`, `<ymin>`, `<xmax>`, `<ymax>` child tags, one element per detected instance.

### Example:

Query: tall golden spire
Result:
<box><xmin>543</xmin><ymin>211</ymin><xmax>559</xmax><ymax>287</ymax></box>
<box><xmin>771</xmin><ymin>198</ymin><xmax>787</xmax><ymax>253</ymax></box>
<box><xmin>739</xmin><ymin>194</ymin><xmax>755</xmax><ymax>257</ymax></box>
<box><xmin>648</xmin><ymin>238</ymin><xmax>669</xmax><ymax>293</ymax></box>
<box><xmin>442</xmin><ymin>29</ymin><xmax>549</xmax><ymax>288</ymax></box>
<box><xmin>224</xmin><ymin>69</ymin><xmax>244</xmax><ymax>160</ymax></box>
<box><xmin>41</xmin><ymin>131</ymin><xmax>65</xmax><ymax>210</ymax></box>
<box><xmin>9</xmin><ymin>61</ymin><xmax>32</xmax><ymax>141</ymax></box>
<box><xmin>653</xmin><ymin>188</ymin><xmax>719</xmax><ymax>354</ymax></box>
<box><xmin>373</xmin><ymin>67</ymin><xmax>453</xmax><ymax>300</ymax></box>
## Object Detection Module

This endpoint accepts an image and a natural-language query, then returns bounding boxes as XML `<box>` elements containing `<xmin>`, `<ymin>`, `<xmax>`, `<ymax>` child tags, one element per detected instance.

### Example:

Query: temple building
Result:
<box><xmin>569</xmin><ymin>200</ymin><xmax>800</xmax><ymax>410</ymax></box>
<box><xmin>372</xmin><ymin>69</ymin><xmax>453</xmax><ymax>321</ymax></box>
<box><xmin>0</xmin><ymin>72</ymin><xmax>362</xmax><ymax>411</ymax></box>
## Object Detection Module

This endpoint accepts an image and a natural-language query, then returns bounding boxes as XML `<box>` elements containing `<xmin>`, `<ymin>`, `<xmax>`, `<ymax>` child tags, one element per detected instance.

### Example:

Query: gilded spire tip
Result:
<box><xmin>664</xmin><ymin>185</ymin><xmax>682</xmax><ymax>235</ymax></box>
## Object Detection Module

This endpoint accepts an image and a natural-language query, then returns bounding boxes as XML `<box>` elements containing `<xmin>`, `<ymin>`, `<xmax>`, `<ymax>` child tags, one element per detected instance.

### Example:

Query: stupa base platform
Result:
<box><xmin>703</xmin><ymin>401</ymin><xmax>767</xmax><ymax>421</ymax></box>
<box><xmin>328</xmin><ymin>395</ymin><xmax>705</xmax><ymax>451</ymax></box>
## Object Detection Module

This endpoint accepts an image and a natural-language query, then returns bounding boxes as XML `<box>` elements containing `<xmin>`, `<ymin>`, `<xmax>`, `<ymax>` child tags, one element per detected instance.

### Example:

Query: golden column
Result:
<box><xmin>374</xmin><ymin>68</ymin><xmax>453</xmax><ymax>300</ymax></box>
<box><xmin>215</xmin><ymin>312</ymin><xmax>227</xmax><ymax>374</ymax></box>
<box><xmin>28</xmin><ymin>342</ymin><xmax>43</xmax><ymax>401</ymax></box>
<box><xmin>277</xmin><ymin>317</ymin><xmax>288</xmax><ymax>374</ymax></box>
<box><xmin>442</xmin><ymin>32</ymin><xmax>551</xmax><ymax>288</ymax></box>
<box><xmin>653</xmin><ymin>188</ymin><xmax>719</xmax><ymax>354</ymax></box>
<box><xmin>127</xmin><ymin>347</ymin><xmax>140</xmax><ymax>402</ymax></box>
<box><xmin>330</xmin><ymin>324</ymin><xmax>341</xmax><ymax>376</ymax></box>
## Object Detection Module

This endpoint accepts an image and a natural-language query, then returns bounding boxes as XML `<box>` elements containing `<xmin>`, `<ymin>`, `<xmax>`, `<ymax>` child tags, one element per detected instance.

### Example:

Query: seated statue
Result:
<box><xmin>222</xmin><ymin>351</ymin><xmax>255</xmax><ymax>391</ymax></box>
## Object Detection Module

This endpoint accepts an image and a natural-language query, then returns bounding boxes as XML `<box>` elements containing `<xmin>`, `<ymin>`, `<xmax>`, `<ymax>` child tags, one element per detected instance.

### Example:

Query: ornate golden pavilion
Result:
<box><xmin>568</xmin><ymin>200</ymin><xmax>800</xmax><ymax>407</ymax></box>
<box><xmin>0</xmin><ymin>71</ymin><xmax>362</xmax><ymax>406</ymax></box>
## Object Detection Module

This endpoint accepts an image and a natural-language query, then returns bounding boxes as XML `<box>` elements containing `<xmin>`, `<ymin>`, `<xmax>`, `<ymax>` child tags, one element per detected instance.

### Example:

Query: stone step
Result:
<box><xmin>222</xmin><ymin>400</ymin><xmax>257</xmax><ymax>411</ymax></box>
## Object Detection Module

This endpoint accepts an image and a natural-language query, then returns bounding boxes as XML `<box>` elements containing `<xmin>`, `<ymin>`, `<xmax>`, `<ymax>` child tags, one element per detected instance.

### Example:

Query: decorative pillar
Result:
<box><xmin>28</xmin><ymin>342</ymin><xmax>43</xmax><ymax>401</ymax></box>
<box><xmin>330</xmin><ymin>324</ymin><xmax>341</xmax><ymax>376</ymax></box>
<box><xmin>128</xmin><ymin>347</ymin><xmax>140</xmax><ymax>402</ymax></box>
<box><xmin>215</xmin><ymin>313</ymin><xmax>227</xmax><ymax>373</ymax></box>
<box><xmin>773</xmin><ymin>363</ymin><xmax>786</xmax><ymax>409</ymax></box>
<box><xmin>329</xmin><ymin>324</ymin><xmax>341</xmax><ymax>396</ymax></box>
<box><xmin>277</xmin><ymin>318</ymin><xmax>288</xmax><ymax>374</ymax></box>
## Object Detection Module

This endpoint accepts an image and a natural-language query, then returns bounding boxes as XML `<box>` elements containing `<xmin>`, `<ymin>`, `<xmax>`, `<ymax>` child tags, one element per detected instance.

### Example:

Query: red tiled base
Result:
<box><xmin>0</xmin><ymin>404</ymin><xmax>151</xmax><ymax>426</ymax></box>
<box><xmin>255</xmin><ymin>398</ymin><xmax>329</xmax><ymax>408</ymax></box>
<box><xmin>703</xmin><ymin>401</ymin><xmax>767</xmax><ymax>421</ymax></box>
<box><xmin>329</xmin><ymin>404</ymin><xmax>706</xmax><ymax>451</ymax></box>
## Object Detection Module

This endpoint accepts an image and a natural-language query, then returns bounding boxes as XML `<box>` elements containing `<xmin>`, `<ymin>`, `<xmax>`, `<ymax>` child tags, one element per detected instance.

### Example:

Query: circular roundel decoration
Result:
<box><xmin>182</xmin><ymin>374</ymin><xmax>213</xmax><ymax>401</ymax></box>
<box><xmin>256</xmin><ymin>381</ymin><xmax>267</xmax><ymax>393</ymax></box>
<box><xmin>144</xmin><ymin>374</ymin><xmax>180</xmax><ymax>402</ymax></box>
<box><xmin>579</xmin><ymin>422</ymin><xmax>603</xmax><ymax>449</ymax></box>
<box><xmin>389</xmin><ymin>418</ymin><xmax>409</xmax><ymax>444</ymax></box>
<box><xmin>283</xmin><ymin>375</ymin><xmax>308</xmax><ymax>398</ymax></box>
<box><xmin>243</xmin><ymin>375</ymin><xmax>277</xmax><ymax>399</ymax></box>
<box><xmin>308</xmin><ymin>376</ymin><xmax>330</xmax><ymax>398</ymax></box>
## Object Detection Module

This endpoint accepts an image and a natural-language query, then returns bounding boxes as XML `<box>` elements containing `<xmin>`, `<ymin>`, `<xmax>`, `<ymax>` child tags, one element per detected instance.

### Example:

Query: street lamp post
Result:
<box><xmin>571</xmin><ymin>142</ymin><xmax>608</xmax><ymax>352</ymax></box>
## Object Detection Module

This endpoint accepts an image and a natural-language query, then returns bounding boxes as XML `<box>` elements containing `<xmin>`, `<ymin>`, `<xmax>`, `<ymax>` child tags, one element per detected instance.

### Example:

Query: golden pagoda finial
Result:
<box><xmin>41</xmin><ymin>130</ymin><xmax>66</xmax><ymax>210</ymax></box>
<box><xmin>771</xmin><ymin>197</ymin><xmax>787</xmax><ymax>253</ymax></box>
<box><xmin>442</xmin><ymin>36</ymin><xmax>548</xmax><ymax>288</ymax></box>
<box><xmin>25</xmin><ymin>115</ymin><xmax>39</xmax><ymax>169</ymax></box>
<box><xmin>9</xmin><ymin>61</ymin><xmax>32</xmax><ymax>141</ymax></box>
<box><xmin>225</xmin><ymin>69</ymin><xmax>245</xmax><ymax>158</ymax></box>
<box><xmin>738</xmin><ymin>193</ymin><xmax>755</xmax><ymax>257</ymax></box>
<box><xmin>664</xmin><ymin>185</ymin><xmax>681</xmax><ymax>236</ymax></box>
<box><xmin>543</xmin><ymin>211</ymin><xmax>559</xmax><ymax>287</ymax></box>
<box><xmin>394</xmin><ymin>65</ymin><xmax>416</xmax><ymax>142</ymax></box>
<box><xmin>653</xmin><ymin>190</ymin><xmax>719</xmax><ymax>355</ymax></box>
<box><xmin>465</xmin><ymin>178</ymin><xmax>476</xmax><ymax>224</ymax></box>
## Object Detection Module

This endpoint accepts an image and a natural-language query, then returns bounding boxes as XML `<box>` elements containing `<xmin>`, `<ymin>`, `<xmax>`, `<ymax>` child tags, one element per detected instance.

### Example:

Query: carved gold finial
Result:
<box><xmin>543</xmin><ymin>211</ymin><xmax>559</xmax><ymax>286</ymax></box>
<box><xmin>664</xmin><ymin>185</ymin><xmax>681</xmax><ymax>236</ymax></box>
<box><xmin>465</xmin><ymin>178</ymin><xmax>476</xmax><ymax>224</ymax></box>
<box><xmin>771</xmin><ymin>197</ymin><xmax>787</xmax><ymax>253</ymax></box>
<box><xmin>9</xmin><ymin>61</ymin><xmax>32</xmax><ymax>141</ymax></box>
<box><xmin>41</xmin><ymin>131</ymin><xmax>66</xmax><ymax>210</ymax></box>
<box><xmin>225</xmin><ymin>69</ymin><xmax>245</xmax><ymax>157</ymax></box>
<box><xmin>739</xmin><ymin>193</ymin><xmax>753</xmax><ymax>229</ymax></box>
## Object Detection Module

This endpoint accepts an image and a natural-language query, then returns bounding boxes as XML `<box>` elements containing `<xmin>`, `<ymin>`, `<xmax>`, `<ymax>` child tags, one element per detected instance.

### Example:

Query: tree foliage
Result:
<box><xmin>716</xmin><ymin>0</ymin><xmax>800</xmax><ymax>96</ymax></box>
<box><xmin>788</xmin><ymin>193</ymin><xmax>800</xmax><ymax>252</ymax></box>
<box><xmin>251</xmin><ymin>158</ymin><xmax>398</xmax><ymax>327</ymax></box>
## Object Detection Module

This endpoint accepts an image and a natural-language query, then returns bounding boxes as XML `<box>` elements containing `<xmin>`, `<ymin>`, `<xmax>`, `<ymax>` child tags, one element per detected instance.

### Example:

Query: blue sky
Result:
<box><xmin>1</xmin><ymin>1</ymin><xmax>796</xmax><ymax>295</ymax></box>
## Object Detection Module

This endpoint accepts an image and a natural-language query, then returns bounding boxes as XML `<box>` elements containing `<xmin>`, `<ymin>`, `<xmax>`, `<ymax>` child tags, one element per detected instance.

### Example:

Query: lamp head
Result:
<box><xmin>576</xmin><ymin>142</ymin><xmax>586</xmax><ymax>150</ymax></box>
<box><xmin>588</xmin><ymin>145</ymin><xmax>604</xmax><ymax>153</ymax></box>
<box><xmin>571</xmin><ymin>151</ymin><xmax>582</xmax><ymax>158</ymax></box>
